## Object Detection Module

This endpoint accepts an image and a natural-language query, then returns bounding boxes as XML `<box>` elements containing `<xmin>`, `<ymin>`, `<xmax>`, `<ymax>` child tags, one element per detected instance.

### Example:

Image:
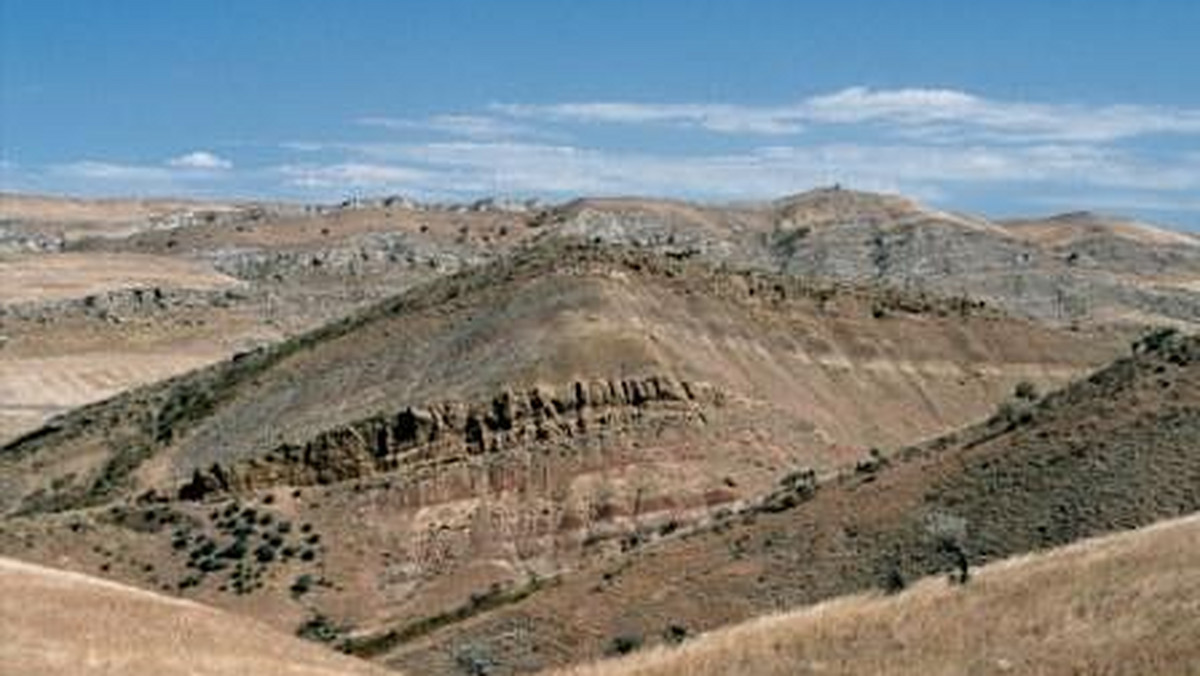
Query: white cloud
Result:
<box><xmin>357</xmin><ymin>114</ymin><xmax>538</xmax><ymax>140</ymax></box>
<box><xmin>804</xmin><ymin>87</ymin><xmax>1200</xmax><ymax>142</ymax></box>
<box><xmin>167</xmin><ymin>151</ymin><xmax>233</xmax><ymax>170</ymax></box>
<box><xmin>276</xmin><ymin>162</ymin><xmax>432</xmax><ymax>189</ymax></box>
<box><xmin>13</xmin><ymin>87</ymin><xmax>1200</xmax><ymax>224</ymax></box>
<box><xmin>493</xmin><ymin>102</ymin><xmax>805</xmax><ymax>135</ymax></box>
<box><xmin>494</xmin><ymin>87</ymin><xmax>1200</xmax><ymax>143</ymax></box>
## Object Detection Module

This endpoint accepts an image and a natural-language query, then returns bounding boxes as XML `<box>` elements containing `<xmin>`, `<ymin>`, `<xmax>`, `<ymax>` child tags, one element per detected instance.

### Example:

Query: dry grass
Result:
<box><xmin>0</xmin><ymin>252</ymin><xmax>239</xmax><ymax>304</ymax></box>
<box><xmin>0</xmin><ymin>556</ymin><xmax>395</xmax><ymax>676</ymax></box>
<box><xmin>550</xmin><ymin>514</ymin><xmax>1200</xmax><ymax>676</ymax></box>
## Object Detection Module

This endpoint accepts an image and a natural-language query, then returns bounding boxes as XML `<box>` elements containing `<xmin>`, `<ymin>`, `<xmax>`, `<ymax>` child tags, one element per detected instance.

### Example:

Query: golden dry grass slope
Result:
<box><xmin>0</xmin><ymin>555</ymin><xmax>395</xmax><ymax>676</ymax></box>
<box><xmin>551</xmin><ymin>512</ymin><xmax>1200</xmax><ymax>676</ymax></box>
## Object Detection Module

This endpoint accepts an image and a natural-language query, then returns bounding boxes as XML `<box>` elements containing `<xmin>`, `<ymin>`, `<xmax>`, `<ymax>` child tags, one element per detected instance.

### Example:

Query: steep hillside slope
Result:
<box><xmin>551</xmin><ymin>512</ymin><xmax>1200</xmax><ymax>676</ymax></box>
<box><xmin>0</xmin><ymin>241</ymin><xmax>1125</xmax><ymax>661</ymax></box>
<box><xmin>0</xmin><ymin>556</ymin><xmax>394</xmax><ymax>676</ymax></box>
<box><xmin>381</xmin><ymin>330</ymin><xmax>1200</xmax><ymax>674</ymax></box>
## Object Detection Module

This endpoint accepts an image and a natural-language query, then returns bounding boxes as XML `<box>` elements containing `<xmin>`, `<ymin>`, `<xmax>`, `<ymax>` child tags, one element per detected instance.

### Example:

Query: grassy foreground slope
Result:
<box><xmin>552</xmin><ymin>512</ymin><xmax>1200</xmax><ymax>676</ymax></box>
<box><xmin>0</xmin><ymin>555</ymin><xmax>395</xmax><ymax>676</ymax></box>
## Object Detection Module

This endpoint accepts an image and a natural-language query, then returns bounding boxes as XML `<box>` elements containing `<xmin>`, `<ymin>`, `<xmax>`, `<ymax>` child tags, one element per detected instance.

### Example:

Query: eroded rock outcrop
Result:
<box><xmin>179</xmin><ymin>375</ymin><xmax>720</xmax><ymax>499</ymax></box>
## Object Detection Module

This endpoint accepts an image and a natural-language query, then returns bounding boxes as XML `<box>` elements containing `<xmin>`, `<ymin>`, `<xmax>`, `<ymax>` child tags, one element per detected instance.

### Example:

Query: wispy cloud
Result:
<box><xmin>805</xmin><ymin>87</ymin><xmax>1200</xmax><ymax>142</ymax></box>
<box><xmin>6</xmin><ymin>155</ymin><xmax>242</xmax><ymax>196</ymax></box>
<box><xmin>495</xmin><ymin>87</ymin><xmax>1200</xmax><ymax>143</ymax></box>
<box><xmin>271</xmin><ymin>139</ymin><xmax>1200</xmax><ymax>202</ymax></box>
<box><xmin>276</xmin><ymin>162</ymin><xmax>433</xmax><ymax>189</ymax></box>
<box><xmin>53</xmin><ymin>160</ymin><xmax>176</xmax><ymax>182</ymax></box>
<box><xmin>357</xmin><ymin>113</ymin><xmax>539</xmax><ymax>140</ymax></box>
<box><xmin>8</xmin><ymin>87</ymin><xmax>1200</xmax><ymax>224</ymax></box>
<box><xmin>492</xmin><ymin>102</ymin><xmax>806</xmax><ymax>135</ymax></box>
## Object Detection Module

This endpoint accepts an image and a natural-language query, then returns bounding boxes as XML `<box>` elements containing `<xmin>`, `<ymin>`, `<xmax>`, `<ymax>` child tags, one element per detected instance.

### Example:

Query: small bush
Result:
<box><xmin>296</xmin><ymin>614</ymin><xmax>342</xmax><ymax>644</ymax></box>
<box><xmin>254</xmin><ymin>543</ymin><xmax>276</xmax><ymax>563</ymax></box>
<box><xmin>607</xmin><ymin>634</ymin><xmax>643</xmax><ymax>656</ymax></box>
<box><xmin>290</xmin><ymin>573</ymin><xmax>314</xmax><ymax>597</ymax></box>
<box><xmin>883</xmin><ymin>566</ymin><xmax>907</xmax><ymax>594</ymax></box>
<box><xmin>218</xmin><ymin>540</ymin><xmax>248</xmax><ymax>560</ymax></box>
<box><xmin>663</xmin><ymin>624</ymin><xmax>689</xmax><ymax>644</ymax></box>
<box><xmin>1014</xmin><ymin>380</ymin><xmax>1039</xmax><ymax>401</ymax></box>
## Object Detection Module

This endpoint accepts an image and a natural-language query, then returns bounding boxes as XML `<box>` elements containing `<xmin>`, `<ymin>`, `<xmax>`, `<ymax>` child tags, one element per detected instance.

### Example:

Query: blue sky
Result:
<box><xmin>3</xmin><ymin>1</ymin><xmax>1200</xmax><ymax>227</ymax></box>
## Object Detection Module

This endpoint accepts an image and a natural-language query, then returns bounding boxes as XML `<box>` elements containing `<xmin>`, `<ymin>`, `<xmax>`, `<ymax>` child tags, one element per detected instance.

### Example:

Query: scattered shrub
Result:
<box><xmin>663</xmin><ymin>624</ymin><xmax>689</xmax><ymax>644</ymax></box>
<box><xmin>254</xmin><ymin>543</ymin><xmax>276</xmax><ymax>563</ymax></box>
<box><xmin>296</xmin><ymin>614</ymin><xmax>342</xmax><ymax>644</ymax></box>
<box><xmin>290</xmin><ymin>573</ymin><xmax>315</xmax><ymax>597</ymax></box>
<box><xmin>218</xmin><ymin>540</ymin><xmax>248</xmax><ymax>560</ymax></box>
<box><xmin>607</xmin><ymin>634</ymin><xmax>643</xmax><ymax>656</ymax></box>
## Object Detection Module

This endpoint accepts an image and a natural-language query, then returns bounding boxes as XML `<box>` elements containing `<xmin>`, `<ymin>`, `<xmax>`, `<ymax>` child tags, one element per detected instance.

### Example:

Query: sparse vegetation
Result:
<box><xmin>295</xmin><ymin>613</ymin><xmax>345</xmax><ymax>644</ymax></box>
<box><xmin>547</xmin><ymin>514</ymin><xmax>1200</xmax><ymax>676</ymax></box>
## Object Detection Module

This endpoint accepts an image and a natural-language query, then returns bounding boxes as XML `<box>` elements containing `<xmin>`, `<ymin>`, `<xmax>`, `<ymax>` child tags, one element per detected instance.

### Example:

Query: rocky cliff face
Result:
<box><xmin>180</xmin><ymin>375</ymin><xmax>720</xmax><ymax>498</ymax></box>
